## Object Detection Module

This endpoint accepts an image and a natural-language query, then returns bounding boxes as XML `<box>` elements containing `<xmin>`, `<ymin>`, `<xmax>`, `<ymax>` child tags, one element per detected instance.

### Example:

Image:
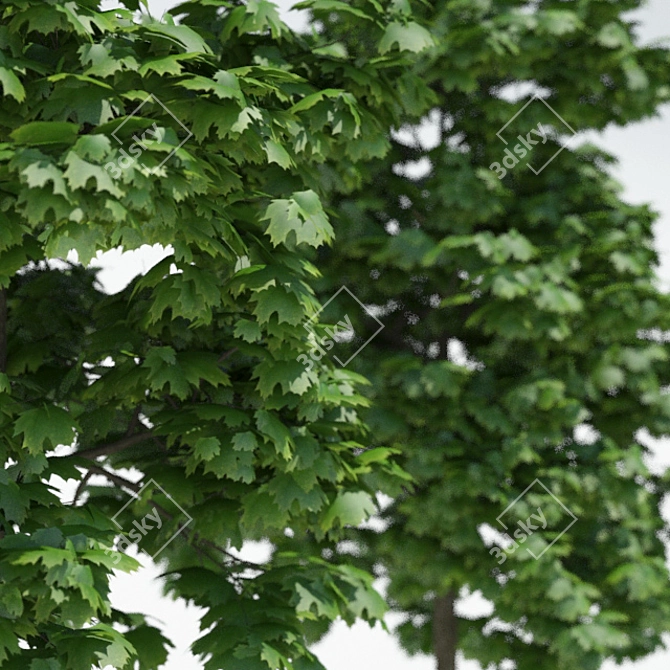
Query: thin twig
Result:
<box><xmin>72</xmin><ymin>470</ymin><xmax>94</xmax><ymax>505</ymax></box>
<box><xmin>80</xmin><ymin>465</ymin><xmax>265</xmax><ymax>572</ymax></box>
<box><xmin>217</xmin><ymin>347</ymin><xmax>238</xmax><ymax>363</ymax></box>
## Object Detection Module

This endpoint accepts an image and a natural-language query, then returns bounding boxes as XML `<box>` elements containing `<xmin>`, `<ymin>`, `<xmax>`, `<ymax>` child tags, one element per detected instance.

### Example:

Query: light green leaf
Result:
<box><xmin>622</xmin><ymin>56</ymin><xmax>649</xmax><ymax>90</ymax></box>
<box><xmin>321</xmin><ymin>491</ymin><xmax>376</xmax><ymax>530</ymax></box>
<box><xmin>63</xmin><ymin>152</ymin><xmax>123</xmax><ymax>197</ymax></box>
<box><xmin>10</xmin><ymin>122</ymin><xmax>79</xmax><ymax>145</ymax></box>
<box><xmin>79</xmin><ymin>43</ymin><xmax>123</xmax><ymax>77</ymax></box>
<box><xmin>262</xmin><ymin>190</ymin><xmax>333</xmax><ymax>248</ymax></box>
<box><xmin>194</xmin><ymin>437</ymin><xmax>221</xmax><ymax>462</ymax></box>
<box><xmin>142</xmin><ymin>22</ymin><xmax>213</xmax><ymax>54</ymax></box>
<box><xmin>138</xmin><ymin>54</ymin><xmax>189</xmax><ymax>76</ymax></box>
<box><xmin>232</xmin><ymin>432</ymin><xmax>258</xmax><ymax>452</ymax></box>
<box><xmin>95</xmin><ymin>637</ymin><xmax>136</xmax><ymax>670</ymax></box>
<box><xmin>255</xmin><ymin>409</ymin><xmax>293</xmax><ymax>458</ymax></box>
<box><xmin>73</xmin><ymin>134</ymin><xmax>112</xmax><ymax>162</ymax></box>
<box><xmin>253</xmin><ymin>286</ymin><xmax>305</xmax><ymax>325</ymax></box>
<box><xmin>294</xmin><ymin>0</ymin><xmax>372</xmax><ymax>21</ymax></box>
<box><xmin>179</xmin><ymin>72</ymin><xmax>245</xmax><ymax>104</ymax></box>
<box><xmin>499</xmin><ymin>230</ymin><xmax>537</xmax><ymax>261</ymax></box>
<box><xmin>21</xmin><ymin>163</ymin><xmax>68</xmax><ymax>196</ymax></box>
<box><xmin>596</xmin><ymin>22</ymin><xmax>631</xmax><ymax>49</ymax></box>
<box><xmin>535</xmin><ymin>285</ymin><xmax>582</xmax><ymax>314</ymax></box>
<box><xmin>0</xmin><ymin>67</ymin><xmax>25</xmax><ymax>102</ymax></box>
<box><xmin>593</xmin><ymin>365</ymin><xmax>625</xmax><ymax>389</ymax></box>
<box><xmin>234</xmin><ymin>319</ymin><xmax>263</xmax><ymax>343</ymax></box>
<box><xmin>295</xmin><ymin>582</ymin><xmax>339</xmax><ymax>619</ymax></box>
<box><xmin>538</xmin><ymin>10</ymin><xmax>582</xmax><ymax>36</ymax></box>
<box><xmin>289</xmin><ymin>88</ymin><xmax>343</xmax><ymax>114</ymax></box>
<box><xmin>264</xmin><ymin>140</ymin><xmax>293</xmax><ymax>168</ymax></box>
<box><xmin>378</xmin><ymin>22</ymin><xmax>434</xmax><ymax>55</ymax></box>
<box><xmin>231</xmin><ymin>106</ymin><xmax>263</xmax><ymax>133</ymax></box>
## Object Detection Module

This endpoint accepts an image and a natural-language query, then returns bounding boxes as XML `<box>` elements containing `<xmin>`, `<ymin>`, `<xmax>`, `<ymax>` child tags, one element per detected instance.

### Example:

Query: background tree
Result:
<box><xmin>0</xmin><ymin>1</ymin><xmax>427</xmax><ymax>668</ymax></box>
<box><xmin>300</xmin><ymin>0</ymin><xmax>670</xmax><ymax>669</ymax></box>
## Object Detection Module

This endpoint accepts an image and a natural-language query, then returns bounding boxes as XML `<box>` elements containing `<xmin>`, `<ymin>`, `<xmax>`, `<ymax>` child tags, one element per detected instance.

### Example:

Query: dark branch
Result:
<box><xmin>72</xmin><ymin>469</ymin><xmax>94</xmax><ymax>505</ymax></box>
<box><xmin>77</xmin><ymin>432</ymin><xmax>154</xmax><ymax>460</ymax></box>
<box><xmin>81</xmin><ymin>465</ymin><xmax>265</xmax><ymax>572</ymax></box>
<box><xmin>218</xmin><ymin>347</ymin><xmax>238</xmax><ymax>363</ymax></box>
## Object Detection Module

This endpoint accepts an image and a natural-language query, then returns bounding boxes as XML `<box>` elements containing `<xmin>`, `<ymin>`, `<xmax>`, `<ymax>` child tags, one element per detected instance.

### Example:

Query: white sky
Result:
<box><xmin>88</xmin><ymin>1</ymin><xmax>670</xmax><ymax>669</ymax></box>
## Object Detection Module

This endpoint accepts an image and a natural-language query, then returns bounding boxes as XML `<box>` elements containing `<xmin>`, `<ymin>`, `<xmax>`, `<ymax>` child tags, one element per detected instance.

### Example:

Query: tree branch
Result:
<box><xmin>218</xmin><ymin>347</ymin><xmax>238</xmax><ymax>363</ymax></box>
<box><xmin>125</xmin><ymin>406</ymin><xmax>142</xmax><ymax>436</ymax></box>
<box><xmin>77</xmin><ymin>432</ymin><xmax>154</xmax><ymax>460</ymax></box>
<box><xmin>72</xmin><ymin>470</ymin><xmax>94</xmax><ymax>505</ymax></box>
<box><xmin>86</xmin><ymin>463</ymin><xmax>142</xmax><ymax>492</ymax></box>
<box><xmin>81</xmin><ymin>465</ymin><xmax>265</xmax><ymax>572</ymax></box>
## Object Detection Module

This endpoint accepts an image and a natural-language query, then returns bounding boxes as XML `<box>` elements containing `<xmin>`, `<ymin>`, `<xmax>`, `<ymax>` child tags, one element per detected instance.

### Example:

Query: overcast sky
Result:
<box><xmin>91</xmin><ymin>1</ymin><xmax>670</xmax><ymax>669</ymax></box>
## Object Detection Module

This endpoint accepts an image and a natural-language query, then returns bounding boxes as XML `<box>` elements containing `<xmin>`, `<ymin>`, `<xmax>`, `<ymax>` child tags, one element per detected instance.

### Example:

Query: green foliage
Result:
<box><xmin>4</xmin><ymin>1</ymin><xmax>670</xmax><ymax>669</ymax></box>
<box><xmin>0</xmin><ymin>0</ymin><xmax>427</xmax><ymax>668</ymax></box>
<box><xmin>306</xmin><ymin>0</ymin><xmax>670</xmax><ymax>669</ymax></box>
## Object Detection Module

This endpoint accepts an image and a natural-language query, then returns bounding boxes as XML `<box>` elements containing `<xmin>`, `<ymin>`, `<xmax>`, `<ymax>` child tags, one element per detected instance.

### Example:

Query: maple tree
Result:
<box><xmin>0</xmin><ymin>0</ymin><xmax>430</xmax><ymax>668</ymax></box>
<box><xmin>4</xmin><ymin>1</ymin><xmax>670</xmax><ymax>670</ymax></box>
<box><xmin>300</xmin><ymin>1</ymin><xmax>670</xmax><ymax>670</ymax></box>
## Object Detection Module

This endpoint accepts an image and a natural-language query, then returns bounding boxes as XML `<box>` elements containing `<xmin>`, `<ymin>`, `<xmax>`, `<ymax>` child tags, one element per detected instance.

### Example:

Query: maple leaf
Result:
<box><xmin>13</xmin><ymin>406</ymin><xmax>78</xmax><ymax>455</ymax></box>
<box><xmin>262</xmin><ymin>190</ymin><xmax>333</xmax><ymax>248</ymax></box>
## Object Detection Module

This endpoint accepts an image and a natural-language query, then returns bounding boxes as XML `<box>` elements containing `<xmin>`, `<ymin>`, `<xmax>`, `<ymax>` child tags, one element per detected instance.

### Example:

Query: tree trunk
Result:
<box><xmin>433</xmin><ymin>591</ymin><xmax>458</xmax><ymax>670</ymax></box>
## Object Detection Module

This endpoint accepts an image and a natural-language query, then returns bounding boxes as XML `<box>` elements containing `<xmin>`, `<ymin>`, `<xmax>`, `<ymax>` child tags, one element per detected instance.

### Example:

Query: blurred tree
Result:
<box><xmin>302</xmin><ymin>0</ymin><xmax>670</xmax><ymax>669</ymax></box>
